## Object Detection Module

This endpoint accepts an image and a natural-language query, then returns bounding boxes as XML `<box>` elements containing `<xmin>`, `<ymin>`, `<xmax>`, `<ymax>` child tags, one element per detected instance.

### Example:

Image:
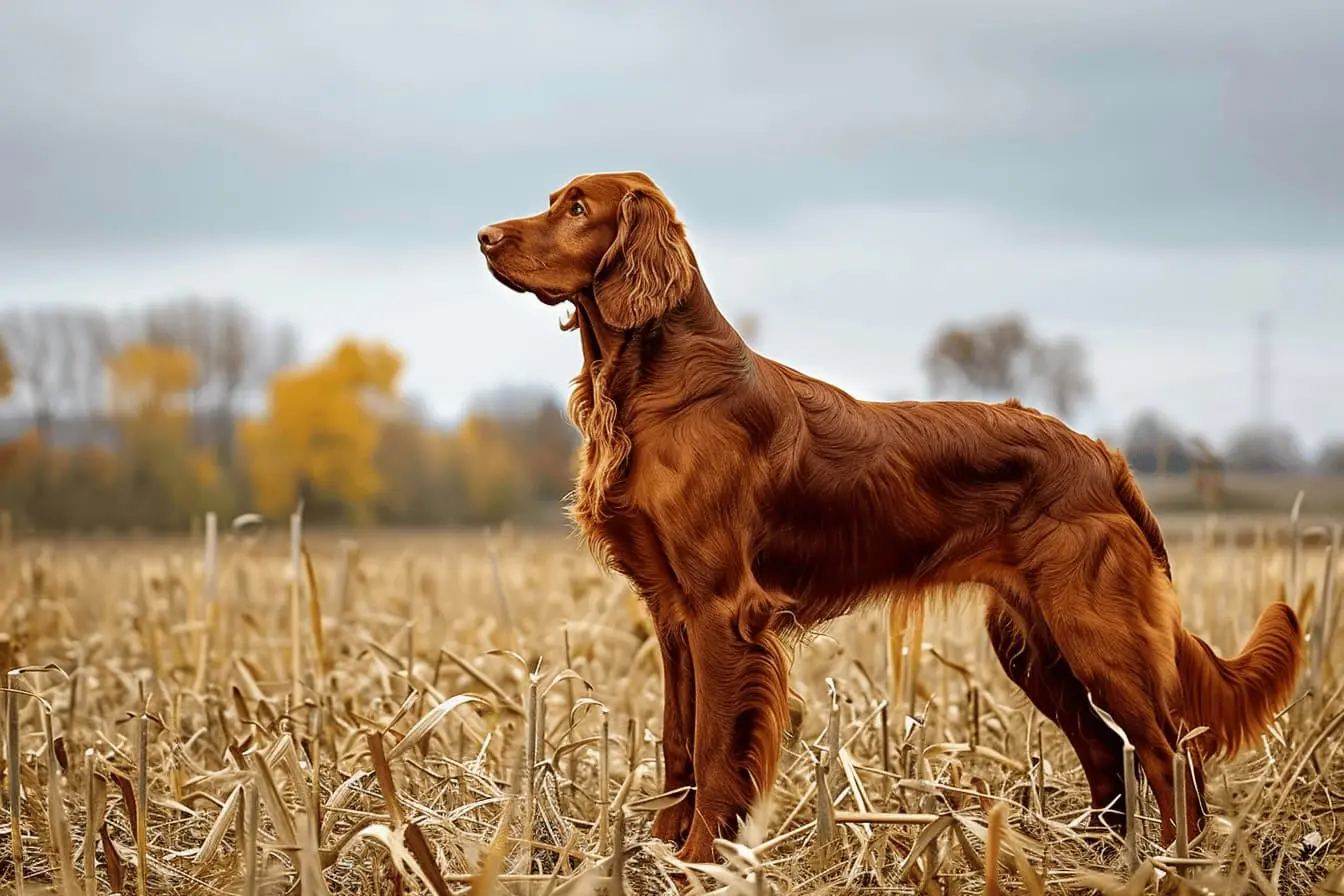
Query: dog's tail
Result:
<box><xmin>1175</xmin><ymin>601</ymin><xmax>1303</xmax><ymax>758</ymax></box>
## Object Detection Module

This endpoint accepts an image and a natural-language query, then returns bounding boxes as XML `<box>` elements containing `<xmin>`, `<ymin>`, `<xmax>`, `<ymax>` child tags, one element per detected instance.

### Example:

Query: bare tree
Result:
<box><xmin>1029</xmin><ymin>335</ymin><xmax>1092</xmax><ymax>420</ymax></box>
<box><xmin>63</xmin><ymin>310</ymin><xmax>118</xmax><ymax>421</ymax></box>
<box><xmin>924</xmin><ymin>315</ymin><xmax>1036</xmax><ymax>396</ymax></box>
<box><xmin>923</xmin><ymin>313</ymin><xmax>1092</xmax><ymax>421</ymax></box>
<box><xmin>137</xmin><ymin>296</ymin><xmax>300</xmax><ymax>468</ymax></box>
<box><xmin>0</xmin><ymin>309</ymin><xmax>61</xmax><ymax>438</ymax></box>
<box><xmin>978</xmin><ymin>316</ymin><xmax>1035</xmax><ymax>394</ymax></box>
<box><xmin>924</xmin><ymin>325</ymin><xmax>980</xmax><ymax>399</ymax></box>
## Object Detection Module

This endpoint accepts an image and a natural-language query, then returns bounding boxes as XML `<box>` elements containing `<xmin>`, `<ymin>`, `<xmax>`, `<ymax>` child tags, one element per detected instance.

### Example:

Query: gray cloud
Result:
<box><xmin>3</xmin><ymin>1</ymin><xmax>1343</xmax><ymax>448</ymax></box>
<box><xmin>2</xmin><ymin>0</ymin><xmax>1342</xmax><ymax>250</ymax></box>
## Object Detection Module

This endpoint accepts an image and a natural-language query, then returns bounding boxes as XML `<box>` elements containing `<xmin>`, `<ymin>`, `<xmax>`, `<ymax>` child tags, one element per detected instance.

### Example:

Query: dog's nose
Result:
<box><xmin>477</xmin><ymin>225</ymin><xmax>505</xmax><ymax>250</ymax></box>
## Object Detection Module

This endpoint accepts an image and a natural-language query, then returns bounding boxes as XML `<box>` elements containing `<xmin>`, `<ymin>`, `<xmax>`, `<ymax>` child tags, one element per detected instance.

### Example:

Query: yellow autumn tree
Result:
<box><xmin>451</xmin><ymin>413</ymin><xmax>528</xmax><ymax>524</ymax></box>
<box><xmin>241</xmin><ymin>338</ymin><xmax>405</xmax><ymax>521</ymax></box>
<box><xmin>0</xmin><ymin>335</ymin><xmax>13</xmax><ymax>399</ymax></box>
<box><xmin>106</xmin><ymin>342</ymin><xmax>231</xmax><ymax>526</ymax></box>
<box><xmin>107</xmin><ymin>341</ymin><xmax>198</xmax><ymax>426</ymax></box>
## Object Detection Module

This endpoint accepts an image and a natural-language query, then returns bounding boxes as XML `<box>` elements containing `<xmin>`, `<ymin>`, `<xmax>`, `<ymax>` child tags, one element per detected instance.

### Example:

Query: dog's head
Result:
<box><xmin>478</xmin><ymin>171</ymin><xmax>696</xmax><ymax>329</ymax></box>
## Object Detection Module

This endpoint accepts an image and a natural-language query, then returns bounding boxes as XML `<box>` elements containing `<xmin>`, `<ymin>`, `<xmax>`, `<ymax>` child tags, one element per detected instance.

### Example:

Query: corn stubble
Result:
<box><xmin>0</xmin><ymin>510</ymin><xmax>1340</xmax><ymax>895</ymax></box>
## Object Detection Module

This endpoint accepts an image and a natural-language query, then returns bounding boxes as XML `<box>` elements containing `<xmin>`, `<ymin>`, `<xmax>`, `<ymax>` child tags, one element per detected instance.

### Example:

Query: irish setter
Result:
<box><xmin>477</xmin><ymin>172</ymin><xmax>1304</xmax><ymax>864</ymax></box>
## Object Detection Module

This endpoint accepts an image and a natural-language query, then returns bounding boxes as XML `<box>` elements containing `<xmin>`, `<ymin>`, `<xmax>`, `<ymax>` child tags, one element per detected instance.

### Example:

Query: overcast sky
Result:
<box><xmin>2</xmin><ymin>1</ymin><xmax>1342</xmax><ymax>452</ymax></box>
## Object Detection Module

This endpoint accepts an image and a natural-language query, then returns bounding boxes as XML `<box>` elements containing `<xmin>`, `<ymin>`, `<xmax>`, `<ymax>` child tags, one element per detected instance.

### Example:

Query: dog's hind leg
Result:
<box><xmin>985</xmin><ymin>594</ymin><xmax>1127</xmax><ymax>835</ymax></box>
<box><xmin>1029</xmin><ymin>519</ymin><xmax>1201</xmax><ymax>846</ymax></box>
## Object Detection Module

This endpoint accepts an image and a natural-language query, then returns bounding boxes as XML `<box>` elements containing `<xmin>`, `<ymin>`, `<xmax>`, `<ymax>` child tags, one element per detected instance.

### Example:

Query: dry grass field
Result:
<box><xmin>0</xmin><ymin>511</ymin><xmax>1341</xmax><ymax>895</ymax></box>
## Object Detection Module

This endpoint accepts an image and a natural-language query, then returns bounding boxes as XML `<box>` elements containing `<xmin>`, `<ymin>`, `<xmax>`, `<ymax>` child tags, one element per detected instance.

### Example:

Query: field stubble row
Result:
<box><xmin>0</xmin><ymin>507</ymin><xmax>1341</xmax><ymax>894</ymax></box>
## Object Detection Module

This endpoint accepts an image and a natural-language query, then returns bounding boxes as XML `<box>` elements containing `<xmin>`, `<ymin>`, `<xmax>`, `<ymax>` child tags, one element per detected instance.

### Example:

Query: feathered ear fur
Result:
<box><xmin>593</xmin><ymin>188</ymin><xmax>695</xmax><ymax>330</ymax></box>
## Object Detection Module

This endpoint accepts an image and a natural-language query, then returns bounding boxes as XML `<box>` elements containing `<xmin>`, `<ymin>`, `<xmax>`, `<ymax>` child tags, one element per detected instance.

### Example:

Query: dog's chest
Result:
<box><xmin>570</xmin><ymin>436</ymin><xmax>678</xmax><ymax>583</ymax></box>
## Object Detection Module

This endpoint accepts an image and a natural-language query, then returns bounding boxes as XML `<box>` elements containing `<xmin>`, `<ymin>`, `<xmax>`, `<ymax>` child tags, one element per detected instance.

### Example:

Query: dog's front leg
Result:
<box><xmin>649</xmin><ymin>621</ymin><xmax>697</xmax><ymax>845</ymax></box>
<box><xmin>676</xmin><ymin>594</ymin><xmax>790</xmax><ymax>865</ymax></box>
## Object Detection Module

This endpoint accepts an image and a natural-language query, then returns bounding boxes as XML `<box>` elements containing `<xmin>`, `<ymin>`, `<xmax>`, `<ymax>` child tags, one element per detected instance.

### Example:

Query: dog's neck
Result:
<box><xmin>566</xmin><ymin>294</ymin><xmax>627</xmax><ymax>372</ymax></box>
<box><xmin>562</xmin><ymin>270</ymin><xmax>757</xmax><ymax>551</ymax></box>
<box><xmin>568</xmin><ymin>272</ymin><xmax>749</xmax><ymax>402</ymax></box>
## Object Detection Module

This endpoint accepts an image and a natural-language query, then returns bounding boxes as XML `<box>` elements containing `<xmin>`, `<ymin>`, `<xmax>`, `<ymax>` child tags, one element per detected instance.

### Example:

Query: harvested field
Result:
<box><xmin>0</xmin><ymin>512</ymin><xmax>1341</xmax><ymax>895</ymax></box>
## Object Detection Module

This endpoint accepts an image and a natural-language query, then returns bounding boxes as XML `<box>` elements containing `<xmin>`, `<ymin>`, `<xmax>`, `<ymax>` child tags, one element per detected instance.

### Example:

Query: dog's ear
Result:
<box><xmin>593</xmin><ymin>188</ymin><xmax>695</xmax><ymax>329</ymax></box>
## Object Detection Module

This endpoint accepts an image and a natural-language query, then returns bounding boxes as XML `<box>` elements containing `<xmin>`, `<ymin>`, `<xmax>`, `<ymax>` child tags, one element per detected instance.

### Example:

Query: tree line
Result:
<box><xmin>0</xmin><ymin>301</ymin><xmax>1340</xmax><ymax>534</ymax></box>
<box><xmin>922</xmin><ymin>313</ymin><xmax>1344</xmax><ymax>477</ymax></box>
<box><xmin>0</xmin><ymin>298</ymin><xmax>577</xmax><ymax>532</ymax></box>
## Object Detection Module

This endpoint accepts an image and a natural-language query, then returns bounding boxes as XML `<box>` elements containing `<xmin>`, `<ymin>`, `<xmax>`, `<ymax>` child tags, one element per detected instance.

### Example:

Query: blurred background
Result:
<box><xmin>1</xmin><ymin>1</ymin><xmax>1342</xmax><ymax>533</ymax></box>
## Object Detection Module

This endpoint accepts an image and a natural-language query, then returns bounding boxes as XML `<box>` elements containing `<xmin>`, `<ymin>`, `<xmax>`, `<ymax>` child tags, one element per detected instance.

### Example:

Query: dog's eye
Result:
<box><xmin>569</xmin><ymin>201</ymin><xmax>586</xmax><ymax>217</ymax></box>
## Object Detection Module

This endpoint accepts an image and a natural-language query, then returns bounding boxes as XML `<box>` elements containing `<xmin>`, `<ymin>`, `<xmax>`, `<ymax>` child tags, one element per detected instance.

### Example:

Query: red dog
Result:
<box><xmin>478</xmin><ymin>171</ymin><xmax>1304</xmax><ymax>864</ymax></box>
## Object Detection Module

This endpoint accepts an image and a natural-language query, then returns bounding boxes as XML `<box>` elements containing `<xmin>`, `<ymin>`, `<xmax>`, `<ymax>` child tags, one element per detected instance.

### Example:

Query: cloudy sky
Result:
<box><xmin>2</xmin><ymin>1</ymin><xmax>1342</xmax><ymax>452</ymax></box>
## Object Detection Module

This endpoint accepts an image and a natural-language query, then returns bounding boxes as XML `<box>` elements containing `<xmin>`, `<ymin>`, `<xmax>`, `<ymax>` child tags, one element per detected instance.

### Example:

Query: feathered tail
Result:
<box><xmin>1176</xmin><ymin>601</ymin><xmax>1304</xmax><ymax>758</ymax></box>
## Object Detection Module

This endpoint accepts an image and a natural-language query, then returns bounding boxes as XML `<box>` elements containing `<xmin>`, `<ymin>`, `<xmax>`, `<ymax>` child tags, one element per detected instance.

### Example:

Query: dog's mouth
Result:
<box><xmin>485</xmin><ymin>259</ymin><xmax>570</xmax><ymax>306</ymax></box>
<box><xmin>484</xmin><ymin>260</ymin><xmax>528</xmax><ymax>294</ymax></box>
